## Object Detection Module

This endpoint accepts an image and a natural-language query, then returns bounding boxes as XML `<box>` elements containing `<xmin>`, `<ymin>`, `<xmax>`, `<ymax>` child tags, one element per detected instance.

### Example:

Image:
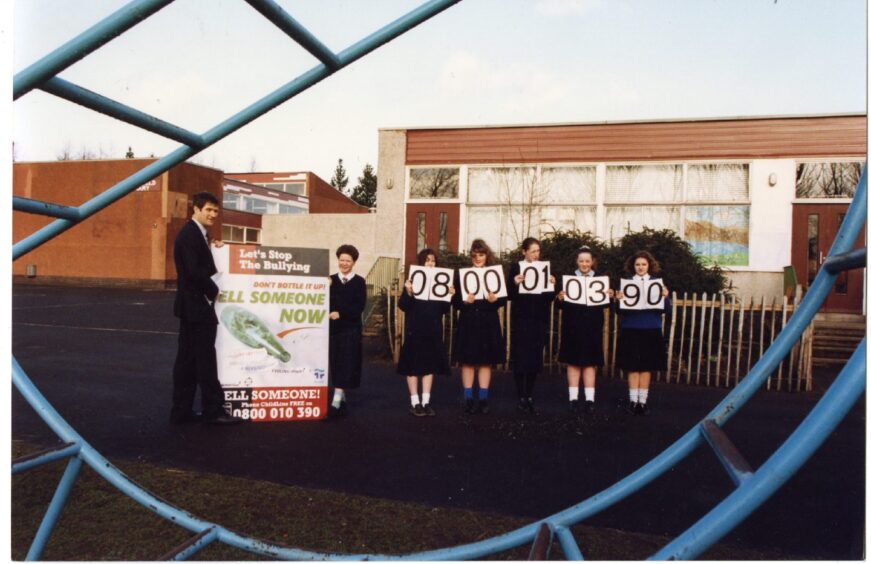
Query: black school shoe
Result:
<box><xmin>410</xmin><ymin>404</ymin><xmax>426</xmax><ymax>417</ymax></box>
<box><xmin>585</xmin><ymin>400</ymin><xmax>596</xmax><ymax>414</ymax></box>
<box><xmin>463</xmin><ymin>398</ymin><xmax>477</xmax><ymax>415</ymax></box>
<box><xmin>569</xmin><ymin>400</ymin><xmax>579</xmax><ymax>414</ymax></box>
<box><xmin>478</xmin><ymin>400</ymin><xmax>490</xmax><ymax>415</ymax></box>
<box><xmin>635</xmin><ymin>402</ymin><xmax>650</xmax><ymax>416</ymax></box>
<box><xmin>517</xmin><ymin>397</ymin><xmax>529</xmax><ymax>413</ymax></box>
<box><xmin>423</xmin><ymin>404</ymin><xmax>436</xmax><ymax>416</ymax></box>
<box><xmin>625</xmin><ymin>401</ymin><xmax>638</xmax><ymax>415</ymax></box>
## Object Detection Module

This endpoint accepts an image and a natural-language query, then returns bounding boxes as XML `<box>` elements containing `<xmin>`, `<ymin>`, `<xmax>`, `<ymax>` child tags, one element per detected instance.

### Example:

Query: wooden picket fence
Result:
<box><xmin>387</xmin><ymin>287</ymin><xmax>814</xmax><ymax>392</ymax></box>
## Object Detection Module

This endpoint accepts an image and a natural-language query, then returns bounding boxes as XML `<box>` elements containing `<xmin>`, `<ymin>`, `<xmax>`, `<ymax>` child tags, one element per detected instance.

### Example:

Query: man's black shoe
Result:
<box><xmin>585</xmin><ymin>400</ymin><xmax>596</xmax><ymax>414</ymax></box>
<box><xmin>478</xmin><ymin>400</ymin><xmax>490</xmax><ymax>415</ymax></box>
<box><xmin>204</xmin><ymin>413</ymin><xmax>244</xmax><ymax>425</ymax></box>
<box><xmin>170</xmin><ymin>411</ymin><xmax>203</xmax><ymax>425</ymax></box>
<box><xmin>569</xmin><ymin>400</ymin><xmax>579</xmax><ymax>414</ymax></box>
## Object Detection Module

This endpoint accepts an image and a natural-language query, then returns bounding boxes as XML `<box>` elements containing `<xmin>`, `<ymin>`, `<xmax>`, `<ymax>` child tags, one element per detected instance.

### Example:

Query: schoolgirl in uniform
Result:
<box><xmin>615</xmin><ymin>250</ymin><xmax>669</xmax><ymax>416</ymax></box>
<box><xmin>397</xmin><ymin>248</ymin><xmax>454</xmax><ymax>416</ymax></box>
<box><xmin>508</xmin><ymin>237</ymin><xmax>556</xmax><ymax>414</ymax></box>
<box><xmin>452</xmin><ymin>239</ymin><xmax>507</xmax><ymax>415</ymax></box>
<box><xmin>556</xmin><ymin>246</ymin><xmax>612</xmax><ymax>414</ymax></box>
<box><xmin>328</xmin><ymin>244</ymin><xmax>367</xmax><ymax>417</ymax></box>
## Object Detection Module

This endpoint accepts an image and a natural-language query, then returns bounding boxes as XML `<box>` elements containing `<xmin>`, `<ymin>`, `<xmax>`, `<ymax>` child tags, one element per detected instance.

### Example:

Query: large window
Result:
<box><xmin>604</xmin><ymin>163</ymin><xmax>749</xmax><ymax>266</ymax></box>
<box><xmin>222</xmin><ymin>224</ymin><xmax>260</xmax><ymax>244</ymax></box>
<box><xmin>795</xmin><ymin>161</ymin><xmax>863</xmax><ymax>199</ymax></box>
<box><xmin>223</xmin><ymin>193</ymin><xmax>240</xmax><ymax>210</ymax></box>
<box><xmin>409</xmin><ymin>168</ymin><xmax>459</xmax><ymax>199</ymax></box>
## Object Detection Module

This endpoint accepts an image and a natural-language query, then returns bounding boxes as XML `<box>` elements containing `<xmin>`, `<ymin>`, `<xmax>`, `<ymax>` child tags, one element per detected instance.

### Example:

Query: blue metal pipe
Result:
<box><xmin>13</xmin><ymin>0</ymin><xmax>463</xmax><ymax>262</ymax></box>
<box><xmin>40</xmin><ymin>77</ymin><xmax>204</xmax><ymax>147</ymax></box>
<box><xmin>243</xmin><ymin>0</ymin><xmax>340</xmax><ymax>69</ymax></box>
<box><xmin>13</xmin><ymin>197</ymin><xmax>81</xmax><ymax>221</ymax></box>
<box><xmin>823</xmin><ymin>248</ymin><xmax>866</xmax><ymax>273</ymax></box>
<box><xmin>554</xmin><ymin>526</ymin><xmax>584</xmax><ymax>561</ymax></box>
<box><xmin>652</xmin><ymin>340</ymin><xmax>866</xmax><ymax>560</ymax></box>
<box><xmin>12</xmin><ymin>442</ymin><xmax>81</xmax><ymax>475</ymax></box>
<box><xmin>164</xmin><ymin>527</ymin><xmax>219</xmax><ymax>561</ymax></box>
<box><xmin>25</xmin><ymin>455</ymin><xmax>83</xmax><ymax>560</ymax></box>
<box><xmin>13</xmin><ymin>0</ymin><xmax>174</xmax><ymax>99</ymax></box>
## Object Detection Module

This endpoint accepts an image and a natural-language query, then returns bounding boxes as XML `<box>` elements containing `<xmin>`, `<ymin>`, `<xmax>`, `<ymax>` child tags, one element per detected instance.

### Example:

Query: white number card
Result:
<box><xmin>619</xmin><ymin>278</ymin><xmax>666</xmax><ymax>310</ymax></box>
<box><xmin>562</xmin><ymin>275</ymin><xmax>610</xmax><ymax>305</ymax></box>
<box><xmin>518</xmin><ymin>261</ymin><xmax>554</xmax><ymax>294</ymax></box>
<box><xmin>407</xmin><ymin>266</ymin><xmax>454</xmax><ymax>302</ymax></box>
<box><xmin>459</xmin><ymin>266</ymin><xmax>508</xmax><ymax>301</ymax></box>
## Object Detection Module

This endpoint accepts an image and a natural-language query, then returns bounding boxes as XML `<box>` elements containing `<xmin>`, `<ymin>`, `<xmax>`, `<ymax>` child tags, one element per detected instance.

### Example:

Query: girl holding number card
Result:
<box><xmin>615</xmin><ymin>250</ymin><xmax>669</xmax><ymax>416</ymax></box>
<box><xmin>397</xmin><ymin>248</ymin><xmax>454</xmax><ymax>417</ymax></box>
<box><xmin>508</xmin><ymin>237</ymin><xmax>556</xmax><ymax>415</ymax></box>
<box><xmin>556</xmin><ymin>246</ymin><xmax>613</xmax><ymax>414</ymax></box>
<box><xmin>452</xmin><ymin>239</ymin><xmax>506</xmax><ymax>415</ymax></box>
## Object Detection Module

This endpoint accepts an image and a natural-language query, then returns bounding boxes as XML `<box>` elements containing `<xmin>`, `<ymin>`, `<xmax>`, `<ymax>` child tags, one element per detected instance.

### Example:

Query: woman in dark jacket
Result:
<box><xmin>328</xmin><ymin>244</ymin><xmax>367</xmax><ymax>417</ymax></box>
<box><xmin>452</xmin><ymin>239</ymin><xmax>506</xmax><ymax>415</ymax></box>
<box><xmin>556</xmin><ymin>246</ymin><xmax>613</xmax><ymax>414</ymax></box>
<box><xmin>615</xmin><ymin>250</ymin><xmax>670</xmax><ymax>416</ymax></box>
<box><xmin>508</xmin><ymin>237</ymin><xmax>556</xmax><ymax>414</ymax></box>
<box><xmin>397</xmin><ymin>248</ymin><xmax>454</xmax><ymax>416</ymax></box>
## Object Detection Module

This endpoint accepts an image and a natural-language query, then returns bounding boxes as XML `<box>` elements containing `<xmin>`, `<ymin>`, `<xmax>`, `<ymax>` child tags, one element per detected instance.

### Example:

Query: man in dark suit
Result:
<box><xmin>170</xmin><ymin>191</ymin><xmax>242</xmax><ymax>425</ymax></box>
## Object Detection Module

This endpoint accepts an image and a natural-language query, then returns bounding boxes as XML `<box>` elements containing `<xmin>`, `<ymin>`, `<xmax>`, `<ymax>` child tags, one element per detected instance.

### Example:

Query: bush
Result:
<box><xmin>500</xmin><ymin>228</ymin><xmax>728</xmax><ymax>295</ymax></box>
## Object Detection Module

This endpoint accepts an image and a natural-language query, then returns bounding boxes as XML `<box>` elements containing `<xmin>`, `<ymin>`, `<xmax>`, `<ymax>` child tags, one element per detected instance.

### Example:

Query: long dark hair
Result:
<box><xmin>623</xmin><ymin>250</ymin><xmax>660</xmax><ymax>276</ymax></box>
<box><xmin>417</xmin><ymin>247</ymin><xmax>437</xmax><ymax>266</ymax></box>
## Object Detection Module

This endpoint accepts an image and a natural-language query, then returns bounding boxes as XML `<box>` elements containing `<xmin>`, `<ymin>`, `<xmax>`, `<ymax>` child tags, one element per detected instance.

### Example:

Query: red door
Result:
<box><xmin>792</xmin><ymin>203</ymin><xmax>865</xmax><ymax>313</ymax></box>
<box><xmin>404</xmin><ymin>203</ymin><xmax>459</xmax><ymax>268</ymax></box>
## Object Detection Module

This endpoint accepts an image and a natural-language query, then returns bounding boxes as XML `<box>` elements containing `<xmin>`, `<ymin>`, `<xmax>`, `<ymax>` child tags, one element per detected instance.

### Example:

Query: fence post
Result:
<box><xmin>676</xmin><ymin>293</ymin><xmax>688</xmax><ymax>384</ymax></box>
<box><xmin>735</xmin><ymin>298</ymin><xmax>746</xmax><ymax>385</ymax></box>
<box><xmin>705</xmin><ymin>293</ymin><xmax>716</xmax><ymax>386</ymax></box>
<box><xmin>725</xmin><ymin>295</ymin><xmax>736</xmax><ymax>387</ymax></box>
<box><xmin>744</xmin><ymin>296</ymin><xmax>755</xmax><ymax>379</ymax></box>
<box><xmin>687</xmin><ymin>293</ymin><xmax>698</xmax><ymax>385</ymax></box>
<box><xmin>666</xmin><ymin>294</ymin><xmax>678</xmax><ymax>383</ymax></box>
<box><xmin>760</xmin><ymin>296</ymin><xmax>768</xmax><ymax>390</ymax></box>
<box><xmin>776</xmin><ymin>295</ymin><xmax>788</xmax><ymax>391</ymax></box>
<box><xmin>715</xmin><ymin>294</ymin><xmax>725</xmax><ymax>387</ymax></box>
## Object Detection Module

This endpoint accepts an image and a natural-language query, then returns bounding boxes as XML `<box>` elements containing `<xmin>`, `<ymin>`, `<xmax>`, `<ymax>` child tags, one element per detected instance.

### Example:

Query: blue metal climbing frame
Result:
<box><xmin>12</xmin><ymin>0</ymin><xmax>867</xmax><ymax>559</ymax></box>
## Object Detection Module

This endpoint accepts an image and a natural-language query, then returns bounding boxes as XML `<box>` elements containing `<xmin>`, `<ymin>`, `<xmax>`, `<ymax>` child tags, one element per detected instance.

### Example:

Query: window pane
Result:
<box><xmin>685</xmin><ymin>206</ymin><xmax>749</xmax><ymax>266</ymax></box>
<box><xmin>223</xmin><ymin>193</ymin><xmax>240</xmax><ymax>210</ymax></box>
<box><xmin>501</xmin><ymin>205</ymin><xmax>538</xmax><ymax>252</ymax></box>
<box><xmin>604</xmin><ymin>206</ymin><xmax>680</xmax><ymax>240</ymax></box>
<box><xmin>246</xmin><ymin>228</ymin><xmax>260</xmax><ymax>244</ymax></box>
<box><xmin>807</xmin><ymin>214</ymin><xmax>819</xmax><ymax>285</ymax></box>
<box><xmin>796</xmin><ymin>162</ymin><xmax>863</xmax><ymax>198</ymax></box>
<box><xmin>409</xmin><ymin>168</ymin><xmax>459</xmax><ymax>199</ymax></box>
<box><xmin>466</xmin><ymin>206</ymin><xmax>501</xmax><ymax>253</ymax></box>
<box><xmin>541</xmin><ymin>166</ymin><xmax>596</xmax><ymax>203</ymax></box>
<box><xmin>687</xmin><ymin>164</ymin><xmax>749</xmax><ymax>202</ymax></box>
<box><xmin>468</xmin><ymin>167</ymin><xmax>536</xmax><ymax>204</ymax></box>
<box><xmin>245</xmin><ymin>198</ymin><xmax>268</xmax><ymax>215</ymax></box>
<box><xmin>439</xmin><ymin>212</ymin><xmax>448</xmax><ymax>252</ymax></box>
<box><xmin>284</xmin><ymin>182</ymin><xmax>305</xmax><ymax>195</ymax></box>
<box><xmin>539</xmin><ymin>206</ymin><xmax>596</xmax><ymax>235</ymax></box>
<box><xmin>416</xmin><ymin>212</ymin><xmax>426</xmax><ymax>253</ymax></box>
<box><xmin>605</xmin><ymin>164</ymin><xmax>682</xmax><ymax>203</ymax></box>
<box><xmin>221</xmin><ymin>225</ymin><xmax>234</xmax><ymax>241</ymax></box>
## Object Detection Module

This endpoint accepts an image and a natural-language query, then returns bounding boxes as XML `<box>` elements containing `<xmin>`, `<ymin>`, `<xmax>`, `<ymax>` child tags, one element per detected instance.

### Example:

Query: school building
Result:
<box><xmin>265</xmin><ymin>113</ymin><xmax>866</xmax><ymax>314</ymax></box>
<box><xmin>12</xmin><ymin>160</ymin><xmax>365</xmax><ymax>287</ymax></box>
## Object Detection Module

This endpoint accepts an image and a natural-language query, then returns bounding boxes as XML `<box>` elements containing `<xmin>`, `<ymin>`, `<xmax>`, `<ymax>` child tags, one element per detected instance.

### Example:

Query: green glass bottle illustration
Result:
<box><xmin>220</xmin><ymin>305</ymin><xmax>291</xmax><ymax>363</ymax></box>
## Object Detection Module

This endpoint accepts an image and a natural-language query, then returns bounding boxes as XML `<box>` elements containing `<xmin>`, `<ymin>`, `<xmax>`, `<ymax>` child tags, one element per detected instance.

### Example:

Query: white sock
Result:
<box><xmin>584</xmin><ymin>387</ymin><xmax>595</xmax><ymax>402</ymax></box>
<box><xmin>410</xmin><ymin>394</ymin><xmax>420</xmax><ymax>407</ymax></box>
<box><xmin>629</xmin><ymin>388</ymin><xmax>639</xmax><ymax>403</ymax></box>
<box><xmin>639</xmin><ymin>389</ymin><xmax>649</xmax><ymax>405</ymax></box>
<box><xmin>332</xmin><ymin>389</ymin><xmax>344</xmax><ymax>408</ymax></box>
<box><xmin>421</xmin><ymin>393</ymin><xmax>431</xmax><ymax>406</ymax></box>
<box><xmin>568</xmin><ymin>387</ymin><xmax>579</xmax><ymax>401</ymax></box>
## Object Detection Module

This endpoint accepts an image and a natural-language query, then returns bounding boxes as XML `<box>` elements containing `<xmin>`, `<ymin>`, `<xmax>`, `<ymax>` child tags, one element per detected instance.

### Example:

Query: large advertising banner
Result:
<box><xmin>212</xmin><ymin>244</ymin><xmax>330</xmax><ymax>422</ymax></box>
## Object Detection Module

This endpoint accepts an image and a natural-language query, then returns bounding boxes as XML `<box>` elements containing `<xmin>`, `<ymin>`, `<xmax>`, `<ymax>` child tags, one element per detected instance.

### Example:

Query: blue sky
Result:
<box><xmin>10</xmin><ymin>0</ymin><xmax>868</xmax><ymax>182</ymax></box>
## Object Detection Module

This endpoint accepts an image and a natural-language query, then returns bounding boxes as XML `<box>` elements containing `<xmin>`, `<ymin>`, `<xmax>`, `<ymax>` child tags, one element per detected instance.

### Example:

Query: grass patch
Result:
<box><xmin>13</xmin><ymin>439</ymin><xmax>798</xmax><ymax>560</ymax></box>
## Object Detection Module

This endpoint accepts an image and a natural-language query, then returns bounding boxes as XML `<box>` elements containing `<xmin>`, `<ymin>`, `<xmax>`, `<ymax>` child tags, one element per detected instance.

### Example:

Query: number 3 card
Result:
<box><xmin>518</xmin><ymin>261</ymin><xmax>554</xmax><ymax>294</ymax></box>
<box><xmin>459</xmin><ymin>266</ymin><xmax>508</xmax><ymax>301</ymax></box>
<box><xmin>407</xmin><ymin>266</ymin><xmax>454</xmax><ymax>302</ymax></box>
<box><xmin>562</xmin><ymin>275</ymin><xmax>610</xmax><ymax>305</ymax></box>
<box><xmin>619</xmin><ymin>279</ymin><xmax>666</xmax><ymax>310</ymax></box>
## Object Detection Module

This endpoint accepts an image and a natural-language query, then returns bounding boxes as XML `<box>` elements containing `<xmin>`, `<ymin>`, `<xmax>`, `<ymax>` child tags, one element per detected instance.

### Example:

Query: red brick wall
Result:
<box><xmin>308</xmin><ymin>173</ymin><xmax>370</xmax><ymax>214</ymax></box>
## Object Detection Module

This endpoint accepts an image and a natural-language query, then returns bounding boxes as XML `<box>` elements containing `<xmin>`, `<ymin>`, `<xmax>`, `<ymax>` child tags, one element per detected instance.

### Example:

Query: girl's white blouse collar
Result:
<box><xmin>632</xmin><ymin>273</ymin><xmax>650</xmax><ymax>281</ymax></box>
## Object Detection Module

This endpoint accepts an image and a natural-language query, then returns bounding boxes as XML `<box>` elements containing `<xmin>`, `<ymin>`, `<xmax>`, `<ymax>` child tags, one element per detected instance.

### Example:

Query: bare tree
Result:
<box><xmin>498</xmin><ymin>165</ymin><xmax>551</xmax><ymax>248</ymax></box>
<box><xmin>248</xmin><ymin>156</ymin><xmax>258</xmax><ymax>172</ymax></box>
<box><xmin>56</xmin><ymin>141</ymin><xmax>73</xmax><ymax>161</ymax></box>
<box><xmin>796</xmin><ymin>162</ymin><xmax>862</xmax><ymax>198</ymax></box>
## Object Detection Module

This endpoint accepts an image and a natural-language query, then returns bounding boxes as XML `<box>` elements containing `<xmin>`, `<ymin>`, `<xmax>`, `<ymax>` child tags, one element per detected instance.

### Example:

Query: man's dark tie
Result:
<box><xmin>342</xmin><ymin>277</ymin><xmax>348</xmax><ymax>284</ymax></box>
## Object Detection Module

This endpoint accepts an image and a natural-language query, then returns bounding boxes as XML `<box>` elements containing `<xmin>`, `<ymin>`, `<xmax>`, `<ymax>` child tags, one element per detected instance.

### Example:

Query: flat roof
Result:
<box><xmin>379</xmin><ymin>112</ymin><xmax>867</xmax><ymax>132</ymax></box>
